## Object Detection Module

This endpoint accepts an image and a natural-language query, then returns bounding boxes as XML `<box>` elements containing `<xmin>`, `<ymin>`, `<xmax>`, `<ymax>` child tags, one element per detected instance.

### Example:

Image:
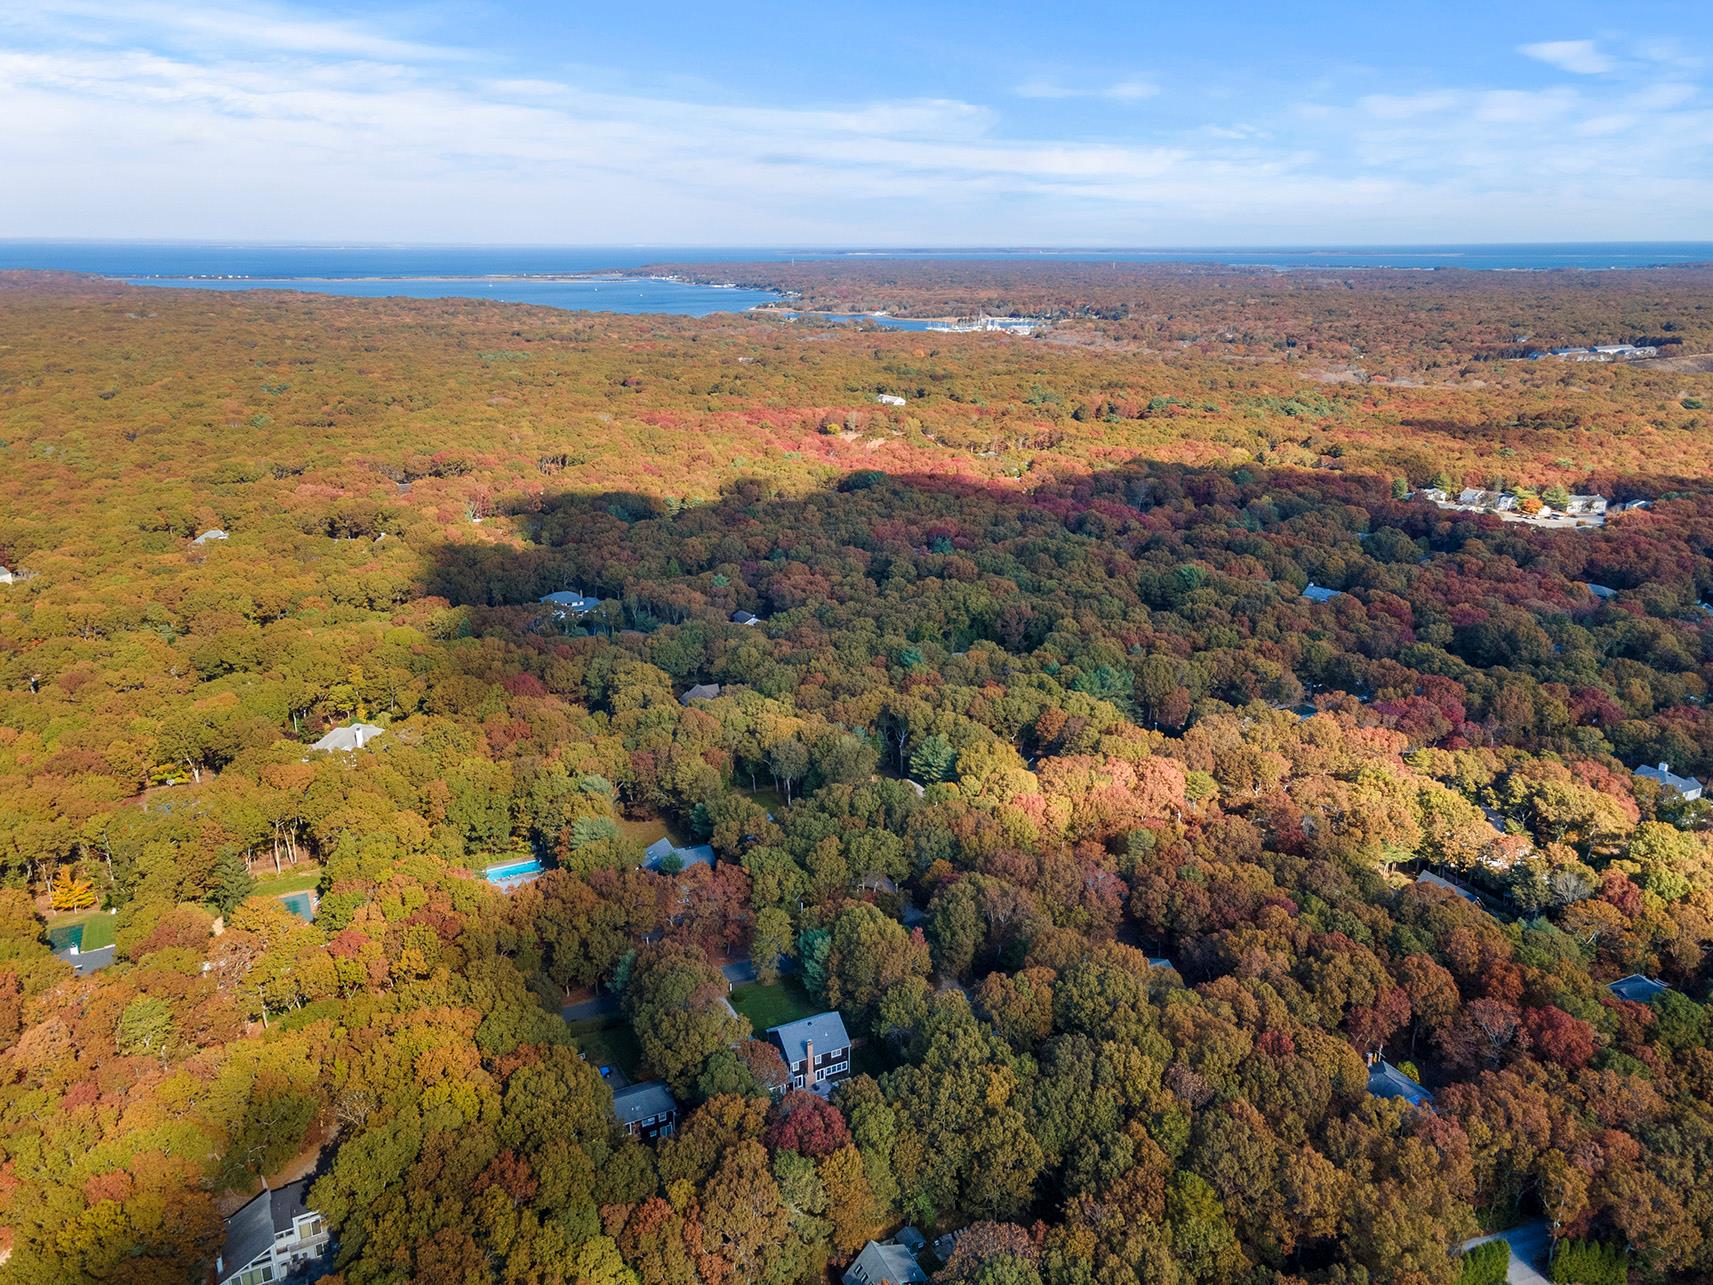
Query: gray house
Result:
<box><xmin>642</xmin><ymin>838</ymin><xmax>716</xmax><ymax>873</ymax></box>
<box><xmin>844</xmin><ymin>1238</ymin><xmax>928</xmax><ymax>1285</ymax></box>
<box><xmin>680</xmin><ymin>683</ymin><xmax>722</xmax><ymax>704</ymax></box>
<box><xmin>1367</xmin><ymin>1058</ymin><xmax>1433</xmax><ymax>1109</ymax></box>
<box><xmin>1608</xmin><ymin>974</ymin><xmax>1671</xmax><ymax>1005</ymax></box>
<box><xmin>541</xmin><ymin>590</ymin><xmax>599</xmax><ymax>616</ymax></box>
<box><xmin>1416</xmin><ymin>870</ymin><xmax>1480</xmax><ymax>904</ymax></box>
<box><xmin>1634</xmin><ymin>762</ymin><xmax>1704</xmax><ymax>801</ymax></box>
<box><xmin>612</xmin><ymin>1081</ymin><xmax>679</xmax><ymax>1141</ymax></box>
<box><xmin>192</xmin><ymin>528</ymin><xmax>230</xmax><ymax>545</ymax></box>
<box><xmin>215</xmin><ymin>1179</ymin><xmax>330</xmax><ymax>1285</ymax></box>
<box><xmin>1301</xmin><ymin>583</ymin><xmax>1343</xmax><ymax>604</ymax></box>
<box><xmin>768</xmin><ymin>1011</ymin><xmax>851</xmax><ymax>1092</ymax></box>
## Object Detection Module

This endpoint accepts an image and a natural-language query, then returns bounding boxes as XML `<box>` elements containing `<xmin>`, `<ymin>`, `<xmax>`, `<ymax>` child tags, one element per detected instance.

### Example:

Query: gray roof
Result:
<box><xmin>642</xmin><ymin>838</ymin><xmax>716</xmax><ymax>872</ymax></box>
<box><xmin>1367</xmin><ymin>1060</ymin><xmax>1432</xmax><ymax>1108</ymax></box>
<box><xmin>1301</xmin><ymin>583</ymin><xmax>1343</xmax><ymax>603</ymax></box>
<box><xmin>731</xmin><ymin>610</ymin><xmax>761</xmax><ymax>625</ymax></box>
<box><xmin>1416</xmin><ymin>870</ymin><xmax>1479</xmax><ymax>903</ymax></box>
<box><xmin>54</xmin><ymin>945</ymin><xmax>116</xmax><ymax>975</ymax></box>
<box><xmin>769</xmin><ymin>1010</ymin><xmax>850</xmax><ymax>1066</ymax></box>
<box><xmin>1608</xmin><ymin>974</ymin><xmax>1670</xmax><ymax>1004</ymax></box>
<box><xmin>541</xmin><ymin>590</ymin><xmax>598</xmax><ymax>612</ymax></box>
<box><xmin>844</xmin><ymin>1240</ymin><xmax>928</xmax><ymax>1285</ymax></box>
<box><xmin>309</xmin><ymin>722</ymin><xmax>384</xmax><ymax>752</ymax></box>
<box><xmin>192</xmin><ymin>529</ymin><xmax>229</xmax><ymax>544</ymax></box>
<box><xmin>611</xmin><ymin>1080</ymin><xmax>677</xmax><ymax>1127</ymax></box>
<box><xmin>680</xmin><ymin>683</ymin><xmax>722</xmax><ymax>704</ymax></box>
<box><xmin>1634</xmin><ymin>762</ymin><xmax>1703</xmax><ymax>796</ymax></box>
<box><xmin>1585</xmin><ymin>582</ymin><xmax>1617</xmax><ymax>599</ymax></box>
<box><xmin>219</xmin><ymin>1179</ymin><xmax>312</xmax><ymax>1278</ymax></box>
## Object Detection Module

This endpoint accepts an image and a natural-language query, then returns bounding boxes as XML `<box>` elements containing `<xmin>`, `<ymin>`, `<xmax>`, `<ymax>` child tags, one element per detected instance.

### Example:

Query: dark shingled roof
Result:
<box><xmin>768</xmin><ymin>1011</ymin><xmax>850</xmax><ymax>1067</ymax></box>
<box><xmin>611</xmin><ymin>1080</ymin><xmax>678</xmax><ymax>1127</ymax></box>
<box><xmin>219</xmin><ymin>1179</ymin><xmax>311</xmax><ymax>1278</ymax></box>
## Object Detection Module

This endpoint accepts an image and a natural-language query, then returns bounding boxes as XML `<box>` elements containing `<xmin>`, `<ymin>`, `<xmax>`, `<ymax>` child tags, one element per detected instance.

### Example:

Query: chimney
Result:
<box><xmin>803</xmin><ymin>1038</ymin><xmax>814</xmax><ymax>1081</ymax></box>
<box><xmin>1660</xmin><ymin>762</ymin><xmax>1670</xmax><ymax>772</ymax></box>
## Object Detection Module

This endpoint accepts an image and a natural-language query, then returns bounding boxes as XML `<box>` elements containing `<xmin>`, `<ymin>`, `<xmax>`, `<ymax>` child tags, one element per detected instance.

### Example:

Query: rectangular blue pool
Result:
<box><xmin>280</xmin><ymin>891</ymin><xmax>316</xmax><ymax>922</ymax></box>
<box><xmin>485</xmin><ymin>857</ymin><xmax>544</xmax><ymax>889</ymax></box>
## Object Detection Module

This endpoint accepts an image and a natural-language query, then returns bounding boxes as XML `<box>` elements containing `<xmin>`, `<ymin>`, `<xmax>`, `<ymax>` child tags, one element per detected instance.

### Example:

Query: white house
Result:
<box><xmin>309</xmin><ymin>722</ymin><xmax>384</xmax><ymax>753</ymax></box>
<box><xmin>1634</xmin><ymin>762</ymin><xmax>1704</xmax><ymax>801</ymax></box>
<box><xmin>876</xmin><ymin>393</ymin><xmax>907</xmax><ymax>407</ymax></box>
<box><xmin>193</xmin><ymin>529</ymin><xmax>230</xmax><ymax>544</ymax></box>
<box><xmin>215</xmin><ymin>1180</ymin><xmax>330</xmax><ymax>1285</ymax></box>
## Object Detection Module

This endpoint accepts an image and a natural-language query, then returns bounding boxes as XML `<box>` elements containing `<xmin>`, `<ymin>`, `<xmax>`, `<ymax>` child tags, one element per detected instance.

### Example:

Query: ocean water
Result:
<box><xmin>3</xmin><ymin>241</ymin><xmax>1710</xmax><ymax>315</ymax></box>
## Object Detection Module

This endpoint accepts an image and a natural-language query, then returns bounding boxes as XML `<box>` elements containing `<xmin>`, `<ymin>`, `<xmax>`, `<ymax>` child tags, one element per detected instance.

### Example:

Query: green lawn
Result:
<box><xmin>252</xmin><ymin>868</ymin><xmax>322</xmax><ymax>897</ymax></box>
<box><xmin>729</xmin><ymin>977</ymin><xmax>818</xmax><ymax>1036</ymax></box>
<box><xmin>45</xmin><ymin>909</ymin><xmax>116</xmax><ymax>951</ymax></box>
<box><xmin>567</xmin><ymin>1017</ymin><xmax>645</xmax><ymax>1080</ymax></box>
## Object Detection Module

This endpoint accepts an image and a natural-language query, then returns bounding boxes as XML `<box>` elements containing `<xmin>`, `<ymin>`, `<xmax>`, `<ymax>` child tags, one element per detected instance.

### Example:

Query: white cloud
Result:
<box><xmin>1014</xmin><ymin>76</ymin><xmax>1159</xmax><ymax>103</ymax></box>
<box><xmin>1</xmin><ymin>0</ymin><xmax>1710</xmax><ymax>244</ymax></box>
<box><xmin>1519</xmin><ymin>39</ymin><xmax>1614</xmax><ymax>75</ymax></box>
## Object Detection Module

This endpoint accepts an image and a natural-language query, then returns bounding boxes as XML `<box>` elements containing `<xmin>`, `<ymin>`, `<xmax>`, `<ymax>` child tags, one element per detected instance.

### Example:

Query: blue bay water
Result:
<box><xmin>3</xmin><ymin>241</ymin><xmax>1710</xmax><ymax>316</ymax></box>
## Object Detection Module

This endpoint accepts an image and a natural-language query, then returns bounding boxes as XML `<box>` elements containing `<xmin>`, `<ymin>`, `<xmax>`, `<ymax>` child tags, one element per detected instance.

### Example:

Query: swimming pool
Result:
<box><xmin>280</xmin><ymin>891</ymin><xmax>316</xmax><ymax>922</ymax></box>
<box><xmin>484</xmin><ymin>857</ymin><xmax>545</xmax><ymax>890</ymax></box>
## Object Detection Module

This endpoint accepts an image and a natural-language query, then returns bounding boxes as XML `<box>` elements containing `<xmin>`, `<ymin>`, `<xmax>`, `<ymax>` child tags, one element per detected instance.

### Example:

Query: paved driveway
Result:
<box><xmin>1461</xmin><ymin>1220</ymin><xmax>1551</xmax><ymax>1285</ymax></box>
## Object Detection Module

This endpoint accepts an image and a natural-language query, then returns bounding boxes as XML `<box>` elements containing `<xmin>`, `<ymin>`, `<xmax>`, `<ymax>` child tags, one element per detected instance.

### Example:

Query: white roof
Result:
<box><xmin>310</xmin><ymin>722</ymin><xmax>385</xmax><ymax>752</ymax></box>
<box><xmin>192</xmin><ymin>529</ymin><xmax>229</xmax><ymax>543</ymax></box>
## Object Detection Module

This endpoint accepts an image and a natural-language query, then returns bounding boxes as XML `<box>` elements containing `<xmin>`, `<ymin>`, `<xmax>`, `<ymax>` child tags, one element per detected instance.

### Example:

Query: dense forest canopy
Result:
<box><xmin>1</xmin><ymin>269</ymin><xmax>1711</xmax><ymax>1284</ymax></box>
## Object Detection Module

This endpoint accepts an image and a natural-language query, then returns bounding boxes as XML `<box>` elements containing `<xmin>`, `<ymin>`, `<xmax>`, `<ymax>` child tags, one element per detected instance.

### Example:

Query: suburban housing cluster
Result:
<box><xmin>1415</xmin><ymin>486</ymin><xmax>1619</xmax><ymax>528</ymax></box>
<box><xmin>1534</xmin><ymin>343</ymin><xmax>1659</xmax><ymax>362</ymax></box>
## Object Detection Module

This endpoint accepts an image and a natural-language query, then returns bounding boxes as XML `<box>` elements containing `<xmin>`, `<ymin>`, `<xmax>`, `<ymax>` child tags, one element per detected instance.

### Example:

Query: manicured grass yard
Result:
<box><xmin>46</xmin><ymin>909</ymin><xmax>116</xmax><ymax>951</ymax></box>
<box><xmin>729</xmin><ymin>977</ymin><xmax>818</xmax><ymax>1036</ymax></box>
<box><xmin>252</xmin><ymin>868</ymin><xmax>322</xmax><ymax>897</ymax></box>
<box><xmin>567</xmin><ymin>1017</ymin><xmax>645</xmax><ymax>1081</ymax></box>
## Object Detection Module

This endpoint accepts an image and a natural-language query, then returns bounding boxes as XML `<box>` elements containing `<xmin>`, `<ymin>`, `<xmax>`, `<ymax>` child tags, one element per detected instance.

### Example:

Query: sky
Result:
<box><xmin>1</xmin><ymin>0</ymin><xmax>1710</xmax><ymax>246</ymax></box>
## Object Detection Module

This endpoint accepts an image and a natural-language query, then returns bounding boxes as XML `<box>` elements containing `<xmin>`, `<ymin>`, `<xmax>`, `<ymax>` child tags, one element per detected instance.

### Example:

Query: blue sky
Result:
<box><xmin>1</xmin><ymin>0</ymin><xmax>1710</xmax><ymax>245</ymax></box>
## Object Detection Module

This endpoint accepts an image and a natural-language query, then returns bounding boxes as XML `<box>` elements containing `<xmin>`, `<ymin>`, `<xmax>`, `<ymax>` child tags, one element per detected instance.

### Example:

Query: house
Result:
<box><xmin>1416</xmin><ymin>870</ymin><xmax>1480</xmax><ymax>904</ymax></box>
<box><xmin>642</xmin><ymin>837</ymin><xmax>717</xmax><ymax>872</ymax></box>
<box><xmin>1608</xmin><ymin>974</ymin><xmax>1671</xmax><ymax>1005</ymax></box>
<box><xmin>53</xmin><ymin>944</ymin><xmax>116</xmax><ymax>976</ymax></box>
<box><xmin>1619</xmin><ymin>499</ymin><xmax>1652</xmax><ymax>512</ymax></box>
<box><xmin>540</xmin><ymin>590</ymin><xmax>599</xmax><ymax>616</ymax></box>
<box><xmin>1585</xmin><ymin>582</ymin><xmax>1617</xmax><ymax>600</ymax></box>
<box><xmin>1301</xmin><ymin>583</ymin><xmax>1342</xmax><ymax>604</ymax></box>
<box><xmin>1634</xmin><ymin>762</ymin><xmax>1704</xmax><ymax>801</ymax></box>
<box><xmin>680</xmin><ymin>683</ymin><xmax>721</xmax><ymax>704</ymax></box>
<box><xmin>214</xmin><ymin>1179</ymin><xmax>330</xmax><ymax>1285</ymax></box>
<box><xmin>309</xmin><ymin>722</ymin><xmax>384</xmax><ymax>753</ymax></box>
<box><xmin>844</xmin><ymin>1238</ymin><xmax>929</xmax><ymax>1285</ymax></box>
<box><xmin>0</xmin><ymin>566</ymin><xmax>15</xmax><ymax>585</ymax></box>
<box><xmin>611</xmin><ymin>1081</ymin><xmax>679</xmax><ymax>1141</ymax></box>
<box><xmin>876</xmin><ymin>393</ymin><xmax>907</xmax><ymax>407</ymax></box>
<box><xmin>1564</xmin><ymin>494</ymin><xmax>1609</xmax><ymax>516</ymax></box>
<box><xmin>1418</xmin><ymin>487</ymin><xmax>1449</xmax><ymax>504</ymax></box>
<box><xmin>192</xmin><ymin>529</ymin><xmax>229</xmax><ymax>544</ymax></box>
<box><xmin>768</xmin><ymin>1011</ymin><xmax>851</xmax><ymax>1092</ymax></box>
<box><xmin>1366</xmin><ymin>1058</ymin><xmax>1433</xmax><ymax>1109</ymax></box>
<box><xmin>1457</xmin><ymin>488</ymin><xmax>1515</xmax><ymax>511</ymax></box>
<box><xmin>731</xmin><ymin>610</ymin><xmax>762</xmax><ymax>626</ymax></box>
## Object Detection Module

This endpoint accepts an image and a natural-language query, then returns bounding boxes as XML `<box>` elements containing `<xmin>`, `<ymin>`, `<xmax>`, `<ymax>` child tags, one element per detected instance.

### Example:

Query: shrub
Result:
<box><xmin>1458</xmin><ymin>1239</ymin><xmax>1509</xmax><ymax>1285</ymax></box>
<box><xmin>1552</xmin><ymin>1239</ymin><xmax>1627</xmax><ymax>1285</ymax></box>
